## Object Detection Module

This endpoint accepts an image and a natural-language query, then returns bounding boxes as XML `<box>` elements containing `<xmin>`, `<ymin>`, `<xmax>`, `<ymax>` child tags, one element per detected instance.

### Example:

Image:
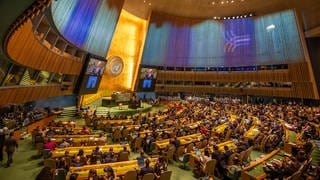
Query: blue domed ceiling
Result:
<box><xmin>51</xmin><ymin>0</ymin><xmax>124</xmax><ymax>57</ymax></box>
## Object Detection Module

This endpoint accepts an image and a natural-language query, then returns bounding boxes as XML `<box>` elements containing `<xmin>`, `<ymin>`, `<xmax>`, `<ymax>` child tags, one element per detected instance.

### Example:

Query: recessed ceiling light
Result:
<box><xmin>266</xmin><ymin>24</ymin><xmax>276</xmax><ymax>31</ymax></box>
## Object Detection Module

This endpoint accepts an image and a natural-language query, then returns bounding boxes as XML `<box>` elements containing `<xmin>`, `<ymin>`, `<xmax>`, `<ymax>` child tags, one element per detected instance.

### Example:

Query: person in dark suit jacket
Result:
<box><xmin>172</xmin><ymin>137</ymin><xmax>181</xmax><ymax>149</ymax></box>
<box><xmin>4</xmin><ymin>132</ymin><xmax>18</xmax><ymax>167</ymax></box>
<box><xmin>138</xmin><ymin>159</ymin><xmax>154</xmax><ymax>178</ymax></box>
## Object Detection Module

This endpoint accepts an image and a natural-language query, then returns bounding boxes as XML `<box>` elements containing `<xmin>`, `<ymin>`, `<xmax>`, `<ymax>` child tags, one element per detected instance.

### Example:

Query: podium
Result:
<box><xmin>101</xmin><ymin>97</ymin><xmax>116</xmax><ymax>107</ymax></box>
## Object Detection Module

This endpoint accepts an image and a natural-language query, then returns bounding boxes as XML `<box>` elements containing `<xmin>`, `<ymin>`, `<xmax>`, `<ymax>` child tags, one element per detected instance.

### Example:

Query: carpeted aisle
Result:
<box><xmin>0</xmin><ymin>137</ymin><xmax>43</xmax><ymax>180</ymax></box>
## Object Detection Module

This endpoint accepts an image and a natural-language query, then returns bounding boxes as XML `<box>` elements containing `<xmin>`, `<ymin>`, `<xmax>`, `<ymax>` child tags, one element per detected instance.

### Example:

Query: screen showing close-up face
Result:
<box><xmin>85</xmin><ymin>58</ymin><xmax>106</xmax><ymax>76</ymax></box>
<box><xmin>141</xmin><ymin>10</ymin><xmax>304</xmax><ymax>68</ymax></box>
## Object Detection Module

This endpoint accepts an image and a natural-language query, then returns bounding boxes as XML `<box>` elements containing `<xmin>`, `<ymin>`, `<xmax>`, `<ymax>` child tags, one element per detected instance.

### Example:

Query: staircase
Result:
<box><xmin>59</xmin><ymin>106</ymin><xmax>77</xmax><ymax>117</ymax></box>
<box><xmin>19</xmin><ymin>69</ymin><xmax>31</xmax><ymax>85</ymax></box>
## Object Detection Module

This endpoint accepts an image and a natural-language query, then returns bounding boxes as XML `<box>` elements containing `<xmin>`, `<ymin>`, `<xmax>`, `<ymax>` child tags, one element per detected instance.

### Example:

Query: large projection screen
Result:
<box><xmin>141</xmin><ymin>10</ymin><xmax>304</xmax><ymax>67</ymax></box>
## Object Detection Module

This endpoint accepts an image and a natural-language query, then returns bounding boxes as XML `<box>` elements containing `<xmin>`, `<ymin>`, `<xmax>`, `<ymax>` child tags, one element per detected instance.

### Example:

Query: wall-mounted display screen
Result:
<box><xmin>137</xmin><ymin>68</ymin><xmax>157</xmax><ymax>92</ymax></box>
<box><xmin>85</xmin><ymin>58</ymin><xmax>106</xmax><ymax>76</ymax></box>
<box><xmin>79</xmin><ymin>56</ymin><xmax>106</xmax><ymax>94</ymax></box>
<box><xmin>141</xmin><ymin>10</ymin><xmax>304</xmax><ymax>67</ymax></box>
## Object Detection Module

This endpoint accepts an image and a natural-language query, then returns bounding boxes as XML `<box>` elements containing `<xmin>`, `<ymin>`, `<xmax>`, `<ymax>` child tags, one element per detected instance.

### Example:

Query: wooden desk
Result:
<box><xmin>189</xmin><ymin>141</ymin><xmax>236</xmax><ymax>167</ymax></box>
<box><xmin>241</xmin><ymin>148</ymin><xmax>284</xmax><ymax>180</ymax></box>
<box><xmin>51</xmin><ymin>135</ymin><xmax>99</xmax><ymax>143</ymax></box>
<box><xmin>212</xmin><ymin>123</ymin><xmax>228</xmax><ymax>134</ymax></box>
<box><xmin>244</xmin><ymin>127</ymin><xmax>260</xmax><ymax>140</ymax></box>
<box><xmin>155</xmin><ymin>133</ymin><xmax>203</xmax><ymax>149</ymax></box>
<box><xmin>100</xmin><ymin>119</ymin><xmax>133</xmax><ymax>126</ymax></box>
<box><xmin>211</xmin><ymin>116</ymin><xmax>238</xmax><ymax>135</ymax></box>
<box><xmin>139</xmin><ymin>128</ymin><xmax>173</xmax><ymax>138</ymax></box>
<box><xmin>27</xmin><ymin>115</ymin><xmax>56</xmax><ymax>133</ymax></box>
<box><xmin>52</xmin><ymin>144</ymin><xmax>130</xmax><ymax>157</ymax></box>
<box><xmin>12</xmin><ymin>115</ymin><xmax>56</xmax><ymax>141</ymax></box>
<box><xmin>69</xmin><ymin>158</ymin><xmax>157</xmax><ymax>179</ymax></box>
<box><xmin>112</xmin><ymin>124</ymin><xmax>149</xmax><ymax>132</ymax></box>
<box><xmin>283</xmin><ymin>128</ymin><xmax>298</xmax><ymax>154</ymax></box>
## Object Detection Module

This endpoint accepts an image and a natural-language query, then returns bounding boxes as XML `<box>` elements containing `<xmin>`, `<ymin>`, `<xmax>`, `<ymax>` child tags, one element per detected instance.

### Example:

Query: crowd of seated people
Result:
<box><xmin>31</xmin><ymin>97</ymin><xmax>320</xmax><ymax>180</ymax></box>
<box><xmin>106</xmin><ymin>98</ymin><xmax>319</xmax><ymax>179</ymax></box>
<box><xmin>0</xmin><ymin>105</ymin><xmax>47</xmax><ymax>130</ymax></box>
<box><xmin>0</xmin><ymin>104</ymin><xmax>65</xmax><ymax>131</ymax></box>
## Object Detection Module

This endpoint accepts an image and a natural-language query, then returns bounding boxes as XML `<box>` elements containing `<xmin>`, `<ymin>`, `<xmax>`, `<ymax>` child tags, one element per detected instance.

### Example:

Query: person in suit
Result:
<box><xmin>142</xmin><ymin>69</ymin><xmax>154</xmax><ymax>88</ymax></box>
<box><xmin>136</xmin><ymin>150</ymin><xmax>147</xmax><ymax>167</ymax></box>
<box><xmin>172</xmin><ymin>137</ymin><xmax>181</xmax><ymax>149</ymax></box>
<box><xmin>138</xmin><ymin>159</ymin><xmax>154</xmax><ymax>178</ymax></box>
<box><xmin>4</xmin><ymin>132</ymin><xmax>18</xmax><ymax>167</ymax></box>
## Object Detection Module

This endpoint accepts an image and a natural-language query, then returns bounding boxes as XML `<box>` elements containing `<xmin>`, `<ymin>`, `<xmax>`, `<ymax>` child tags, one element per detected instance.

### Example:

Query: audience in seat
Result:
<box><xmin>138</xmin><ymin>159</ymin><xmax>154</xmax><ymax>178</ymax></box>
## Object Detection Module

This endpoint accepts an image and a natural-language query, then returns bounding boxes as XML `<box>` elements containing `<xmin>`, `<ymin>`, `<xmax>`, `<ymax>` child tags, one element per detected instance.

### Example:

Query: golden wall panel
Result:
<box><xmin>99</xmin><ymin>9</ymin><xmax>150</xmax><ymax>95</ymax></box>
<box><xmin>82</xmin><ymin>8</ymin><xmax>150</xmax><ymax>105</ymax></box>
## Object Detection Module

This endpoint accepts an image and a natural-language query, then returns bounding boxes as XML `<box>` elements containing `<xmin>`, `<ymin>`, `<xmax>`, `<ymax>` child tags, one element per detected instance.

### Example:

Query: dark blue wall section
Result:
<box><xmin>35</xmin><ymin>95</ymin><xmax>77</xmax><ymax>108</ymax></box>
<box><xmin>62</xmin><ymin>0</ymin><xmax>102</xmax><ymax>48</ymax></box>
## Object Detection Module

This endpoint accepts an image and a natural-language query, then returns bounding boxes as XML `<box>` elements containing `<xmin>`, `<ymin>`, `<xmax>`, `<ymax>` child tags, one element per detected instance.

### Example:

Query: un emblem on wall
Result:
<box><xmin>107</xmin><ymin>56</ymin><xmax>124</xmax><ymax>77</ymax></box>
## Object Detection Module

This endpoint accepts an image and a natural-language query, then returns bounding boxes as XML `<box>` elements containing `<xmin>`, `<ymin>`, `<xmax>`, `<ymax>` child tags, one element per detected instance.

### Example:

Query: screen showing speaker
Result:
<box><xmin>85</xmin><ymin>58</ymin><xmax>106</xmax><ymax>76</ymax></box>
<box><xmin>137</xmin><ymin>68</ymin><xmax>157</xmax><ymax>92</ymax></box>
<box><xmin>79</xmin><ymin>56</ymin><xmax>107</xmax><ymax>94</ymax></box>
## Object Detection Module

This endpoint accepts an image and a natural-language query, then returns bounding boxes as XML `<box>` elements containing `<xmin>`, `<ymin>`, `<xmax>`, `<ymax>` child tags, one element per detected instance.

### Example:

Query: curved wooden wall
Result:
<box><xmin>155</xmin><ymin>62</ymin><xmax>316</xmax><ymax>99</ymax></box>
<box><xmin>156</xmin><ymin>85</ymin><xmax>292</xmax><ymax>97</ymax></box>
<box><xmin>5</xmin><ymin>19</ymin><xmax>83</xmax><ymax>75</ymax></box>
<box><xmin>157</xmin><ymin>69</ymin><xmax>289</xmax><ymax>82</ymax></box>
<box><xmin>0</xmin><ymin>85</ymin><xmax>72</xmax><ymax>106</ymax></box>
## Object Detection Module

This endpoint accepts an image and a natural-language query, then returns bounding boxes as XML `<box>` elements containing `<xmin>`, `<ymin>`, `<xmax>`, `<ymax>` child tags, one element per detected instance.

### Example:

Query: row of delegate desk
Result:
<box><xmin>69</xmin><ymin>158</ymin><xmax>157</xmax><ymax>179</ymax></box>
<box><xmin>51</xmin><ymin>134</ymin><xmax>100</xmax><ymax>143</ymax></box>
<box><xmin>59</xmin><ymin>113</ymin><xmax>265</xmax><ymax>179</ymax></box>
<box><xmin>52</xmin><ymin>144</ymin><xmax>130</xmax><ymax>158</ymax></box>
<box><xmin>65</xmin><ymin>113</ymin><xmax>284</xmax><ymax>180</ymax></box>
